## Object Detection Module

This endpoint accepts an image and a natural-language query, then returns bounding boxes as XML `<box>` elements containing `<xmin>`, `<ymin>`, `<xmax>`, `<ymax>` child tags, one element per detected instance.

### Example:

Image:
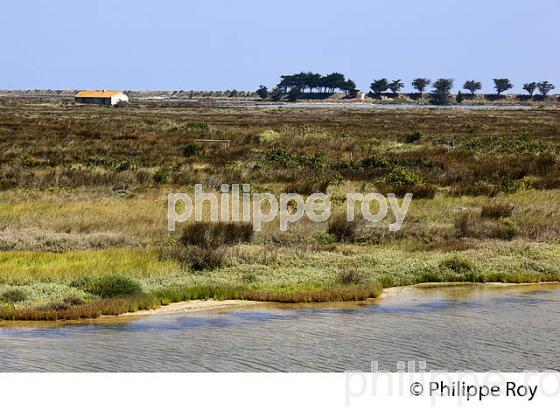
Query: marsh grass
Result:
<box><xmin>1</xmin><ymin>102</ymin><xmax>560</xmax><ymax>319</ymax></box>
<box><xmin>0</xmin><ymin>283</ymin><xmax>382</xmax><ymax>321</ymax></box>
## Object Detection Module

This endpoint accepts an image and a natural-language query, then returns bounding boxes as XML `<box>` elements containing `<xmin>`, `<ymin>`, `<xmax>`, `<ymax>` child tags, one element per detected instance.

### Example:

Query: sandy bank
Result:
<box><xmin>121</xmin><ymin>299</ymin><xmax>264</xmax><ymax>317</ymax></box>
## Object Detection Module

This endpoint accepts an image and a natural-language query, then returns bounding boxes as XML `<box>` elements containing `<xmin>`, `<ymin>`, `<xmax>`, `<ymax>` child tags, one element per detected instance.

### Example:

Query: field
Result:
<box><xmin>1</xmin><ymin>98</ymin><xmax>560</xmax><ymax>320</ymax></box>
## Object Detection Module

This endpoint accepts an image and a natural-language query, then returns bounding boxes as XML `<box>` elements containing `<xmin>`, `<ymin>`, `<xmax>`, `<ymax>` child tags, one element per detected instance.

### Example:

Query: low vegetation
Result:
<box><xmin>0</xmin><ymin>99</ymin><xmax>559</xmax><ymax>321</ymax></box>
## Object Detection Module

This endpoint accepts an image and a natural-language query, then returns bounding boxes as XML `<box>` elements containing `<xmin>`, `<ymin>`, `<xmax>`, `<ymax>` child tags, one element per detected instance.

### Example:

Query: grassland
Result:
<box><xmin>1</xmin><ymin>98</ymin><xmax>559</xmax><ymax>320</ymax></box>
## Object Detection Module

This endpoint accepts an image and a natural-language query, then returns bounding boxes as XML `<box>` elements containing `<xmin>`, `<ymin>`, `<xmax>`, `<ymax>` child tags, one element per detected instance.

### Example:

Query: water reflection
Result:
<box><xmin>1</xmin><ymin>284</ymin><xmax>559</xmax><ymax>372</ymax></box>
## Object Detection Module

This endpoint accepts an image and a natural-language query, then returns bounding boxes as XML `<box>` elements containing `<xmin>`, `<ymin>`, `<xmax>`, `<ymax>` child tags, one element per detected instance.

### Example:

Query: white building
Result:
<box><xmin>75</xmin><ymin>90</ymin><xmax>129</xmax><ymax>105</ymax></box>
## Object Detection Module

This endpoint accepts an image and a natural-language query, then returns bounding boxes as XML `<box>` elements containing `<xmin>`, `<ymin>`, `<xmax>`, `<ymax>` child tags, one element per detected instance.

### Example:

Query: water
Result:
<box><xmin>218</xmin><ymin>102</ymin><xmax>532</xmax><ymax>110</ymax></box>
<box><xmin>1</xmin><ymin>284</ymin><xmax>559</xmax><ymax>372</ymax></box>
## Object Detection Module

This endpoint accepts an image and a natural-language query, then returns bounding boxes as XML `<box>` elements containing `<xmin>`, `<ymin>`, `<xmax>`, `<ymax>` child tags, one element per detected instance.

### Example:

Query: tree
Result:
<box><xmin>412</xmin><ymin>78</ymin><xmax>430</xmax><ymax>96</ymax></box>
<box><xmin>270</xmin><ymin>86</ymin><xmax>284</xmax><ymax>101</ymax></box>
<box><xmin>256</xmin><ymin>85</ymin><xmax>268</xmax><ymax>100</ymax></box>
<box><xmin>463</xmin><ymin>80</ymin><xmax>482</xmax><ymax>95</ymax></box>
<box><xmin>431</xmin><ymin>78</ymin><xmax>453</xmax><ymax>104</ymax></box>
<box><xmin>287</xmin><ymin>86</ymin><xmax>302</xmax><ymax>102</ymax></box>
<box><xmin>388</xmin><ymin>79</ymin><xmax>404</xmax><ymax>96</ymax></box>
<box><xmin>342</xmin><ymin>80</ymin><xmax>358</xmax><ymax>97</ymax></box>
<box><xmin>456</xmin><ymin>91</ymin><xmax>464</xmax><ymax>103</ymax></box>
<box><xmin>523</xmin><ymin>82</ymin><xmax>537</xmax><ymax>97</ymax></box>
<box><xmin>537</xmin><ymin>81</ymin><xmax>555</xmax><ymax>97</ymax></box>
<box><xmin>370</xmin><ymin>78</ymin><xmax>389</xmax><ymax>96</ymax></box>
<box><xmin>493</xmin><ymin>78</ymin><xmax>513</xmax><ymax>96</ymax></box>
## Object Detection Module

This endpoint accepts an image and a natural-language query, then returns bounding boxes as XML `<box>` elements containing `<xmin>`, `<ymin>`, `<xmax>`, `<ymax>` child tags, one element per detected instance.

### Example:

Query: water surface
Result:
<box><xmin>1</xmin><ymin>284</ymin><xmax>559</xmax><ymax>372</ymax></box>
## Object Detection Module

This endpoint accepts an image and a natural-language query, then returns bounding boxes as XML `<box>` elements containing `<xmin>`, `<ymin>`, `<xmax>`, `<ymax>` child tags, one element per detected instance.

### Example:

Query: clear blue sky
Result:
<box><xmin>2</xmin><ymin>0</ymin><xmax>558</xmax><ymax>92</ymax></box>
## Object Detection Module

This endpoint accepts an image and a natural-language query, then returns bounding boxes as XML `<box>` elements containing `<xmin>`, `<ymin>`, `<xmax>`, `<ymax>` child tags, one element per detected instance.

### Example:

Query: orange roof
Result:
<box><xmin>75</xmin><ymin>90</ymin><xmax>123</xmax><ymax>98</ymax></box>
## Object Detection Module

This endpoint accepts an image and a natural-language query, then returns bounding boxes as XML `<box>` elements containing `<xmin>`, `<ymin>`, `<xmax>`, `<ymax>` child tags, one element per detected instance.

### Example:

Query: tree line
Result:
<box><xmin>257</xmin><ymin>73</ymin><xmax>556</xmax><ymax>103</ymax></box>
<box><xmin>257</xmin><ymin>72</ymin><xmax>358</xmax><ymax>101</ymax></box>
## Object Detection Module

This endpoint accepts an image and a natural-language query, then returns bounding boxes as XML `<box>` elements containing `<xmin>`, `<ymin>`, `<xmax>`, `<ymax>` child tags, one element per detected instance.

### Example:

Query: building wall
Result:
<box><xmin>75</xmin><ymin>97</ymin><xmax>112</xmax><ymax>105</ymax></box>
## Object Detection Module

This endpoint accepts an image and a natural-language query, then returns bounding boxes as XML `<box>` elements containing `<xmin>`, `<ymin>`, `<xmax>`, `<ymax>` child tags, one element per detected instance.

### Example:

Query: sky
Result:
<box><xmin>1</xmin><ymin>0</ymin><xmax>558</xmax><ymax>92</ymax></box>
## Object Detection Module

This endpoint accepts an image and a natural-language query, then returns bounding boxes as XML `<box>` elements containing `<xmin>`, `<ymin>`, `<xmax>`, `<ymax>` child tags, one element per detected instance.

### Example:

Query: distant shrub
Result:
<box><xmin>84</xmin><ymin>275</ymin><xmax>142</xmax><ymax>298</ymax></box>
<box><xmin>328</xmin><ymin>214</ymin><xmax>358</xmax><ymax>242</ymax></box>
<box><xmin>153</xmin><ymin>163</ymin><xmax>180</xmax><ymax>184</ymax></box>
<box><xmin>404</xmin><ymin>131</ymin><xmax>422</xmax><ymax>144</ymax></box>
<box><xmin>481</xmin><ymin>203</ymin><xmax>514</xmax><ymax>219</ymax></box>
<box><xmin>439</xmin><ymin>256</ymin><xmax>475</xmax><ymax>275</ymax></box>
<box><xmin>63</xmin><ymin>296</ymin><xmax>85</xmax><ymax>306</ymax></box>
<box><xmin>337</xmin><ymin>269</ymin><xmax>366</xmax><ymax>285</ymax></box>
<box><xmin>153</xmin><ymin>167</ymin><xmax>169</xmax><ymax>183</ymax></box>
<box><xmin>258</xmin><ymin>130</ymin><xmax>281</xmax><ymax>143</ymax></box>
<box><xmin>180</xmin><ymin>222</ymin><xmax>254</xmax><ymax>248</ymax></box>
<box><xmin>182</xmin><ymin>143</ymin><xmax>202</xmax><ymax>157</ymax></box>
<box><xmin>189</xmin><ymin>247</ymin><xmax>226</xmax><ymax>271</ymax></box>
<box><xmin>183</xmin><ymin>121</ymin><xmax>209</xmax><ymax>130</ymax></box>
<box><xmin>384</xmin><ymin>167</ymin><xmax>421</xmax><ymax>186</ymax></box>
<box><xmin>386</xmin><ymin>183</ymin><xmax>436</xmax><ymax>199</ymax></box>
<box><xmin>264</xmin><ymin>148</ymin><xmax>327</xmax><ymax>169</ymax></box>
<box><xmin>0</xmin><ymin>289</ymin><xmax>27</xmax><ymax>303</ymax></box>
<box><xmin>360</xmin><ymin>156</ymin><xmax>389</xmax><ymax>169</ymax></box>
<box><xmin>241</xmin><ymin>272</ymin><xmax>258</xmax><ymax>284</ymax></box>
<box><xmin>454</xmin><ymin>210</ymin><xmax>479</xmax><ymax>237</ymax></box>
<box><xmin>115</xmin><ymin>159</ymin><xmax>141</xmax><ymax>172</ymax></box>
<box><xmin>497</xmin><ymin>218</ymin><xmax>519</xmax><ymax>241</ymax></box>
<box><xmin>285</xmin><ymin>179</ymin><xmax>329</xmax><ymax>195</ymax></box>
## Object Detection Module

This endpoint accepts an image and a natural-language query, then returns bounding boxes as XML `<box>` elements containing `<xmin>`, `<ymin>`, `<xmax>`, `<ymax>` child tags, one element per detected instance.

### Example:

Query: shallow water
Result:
<box><xmin>1</xmin><ymin>284</ymin><xmax>559</xmax><ymax>372</ymax></box>
<box><xmin>220</xmin><ymin>102</ymin><xmax>532</xmax><ymax>110</ymax></box>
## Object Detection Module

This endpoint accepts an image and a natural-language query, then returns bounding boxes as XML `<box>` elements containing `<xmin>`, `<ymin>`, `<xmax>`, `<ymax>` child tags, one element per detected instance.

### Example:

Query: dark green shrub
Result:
<box><xmin>328</xmin><ymin>214</ymin><xmax>358</xmax><ymax>242</ymax></box>
<box><xmin>404</xmin><ymin>131</ymin><xmax>422</xmax><ymax>144</ymax></box>
<box><xmin>183</xmin><ymin>121</ymin><xmax>209</xmax><ymax>130</ymax></box>
<box><xmin>63</xmin><ymin>296</ymin><xmax>85</xmax><ymax>306</ymax></box>
<box><xmin>337</xmin><ymin>269</ymin><xmax>366</xmax><ymax>285</ymax></box>
<box><xmin>386</xmin><ymin>183</ymin><xmax>436</xmax><ymax>199</ymax></box>
<box><xmin>439</xmin><ymin>256</ymin><xmax>475</xmax><ymax>275</ymax></box>
<box><xmin>285</xmin><ymin>179</ymin><xmax>329</xmax><ymax>195</ymax></box>
<box><xmin>189</xmin><ymin>248</ymin><xmax>226</xmax><ymax>271</ymax></box>
<box><xmin>361</xmin><ymin>156</ymin><xmax>389</xmax><ymax>169</ymax></box>
<box><xmin>153</xmin><ymin>167</ymin><xmax>170</xmax><ymax>183</ymax></box>
<box><xmin>182</xmin><ymin>143</ymin><xmax>202</xmax><ymax>157</ymax></box>
<box><xmin>0</xmin><ymin>289</ymin><xmax>27</xmax><ymax>303</ymax></box>
<box><xmin>115</xmin><ymin>159</ymin><xmax>141</xmax><ymax>172</ymax></box>
<box><xmin>497</xmin><ymin>218</ymin><xmax>519</xmax><ymax>240</ymax></box>
<box><xmin>384</xmin><ymin>167</ymin><xmax>421</xmax><ymax>185</ymax></box>
<box><xmin>180</xmin><ymin>222</ymin><xmax>253</xmax><ymax>248</ymax></box>
<box><xmin>85</xmin><ymin>275</ymin><xmax>142</xmax><ymax>298</ymax></box>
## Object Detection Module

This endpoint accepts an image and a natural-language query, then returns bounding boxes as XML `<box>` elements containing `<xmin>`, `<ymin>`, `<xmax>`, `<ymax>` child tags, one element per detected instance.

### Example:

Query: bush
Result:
<box><xmin>182</xmin><ymin>143</ymin><xmax>202</xmax><ymax>157</ymax></box>
<box><xmin>84</xmin><ymin>275</ymin><xmax>142</xmax><ymax>298</ymax></box>
<box><xmin>481</xmin><ymin>203</ymin><xmax>514</xmax><ymax>219</ymax></box>
<box><xmin>497</xmin><ymin>218</ymin><xmax>519</xmax><ymax>240</ymax></box>
<box><xmin>189</xmin><ymin>247</ymin><xmax>226</xmax><ymax>271</ymax></box>
<box><xmin>384</xmin><ymin>167</ymin><xmax>421</xmax><ymax>185</ymax></box>
<box><xmin>386</xmin><ymin>183</ymin><xmax>436</xmax><ymax>199</ymax></box>
<box><xmin>180</xmin><ymin>222</ymin><xmax>254</xmax><ymax>248</ymax></box>
<box><xmin>404</xmin><ymin>131</ymin><xmax>422</xmax><ymax>144</ymax></box>
<box><xmin>153</xmin><ymin>167</ymin><xmax>170</xmax><ymax>183</ymax></box>
<box><xmin>63</xmin><ymin>296</ymin><xmax>85</xmax><ymax>306</ymax></box>
<box><xmin>0</xmin><ymin>289</ymin><xmax>27</xmax><ymax>303</ymax></box>
<box><xmin>285</xmin><ymin>179</ymin><xmax>329</xmax><ymax>195</ymax></box>
<box><xmin>337</xmin><ymin>269</ymin><xmax>366</xmax><ymax>285</ymax></box>
<box><xmin>183</xmin><ymin>121</ymin><xmax>208</xmax><ymax>130</ymax></box>
<box><xmin>454</xmin><ymin>210</ymin><xmax>479</xmax><ymax>237</ymax></box>
<box><xmin>439</xmin><ymin>256</ymin><xmax>475</xmax><ymax>275</ymax></box>
<box><xmin>328</xmin><ymin>214</ymin><xmax>358</xmax><ymax>242</ymax></box>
